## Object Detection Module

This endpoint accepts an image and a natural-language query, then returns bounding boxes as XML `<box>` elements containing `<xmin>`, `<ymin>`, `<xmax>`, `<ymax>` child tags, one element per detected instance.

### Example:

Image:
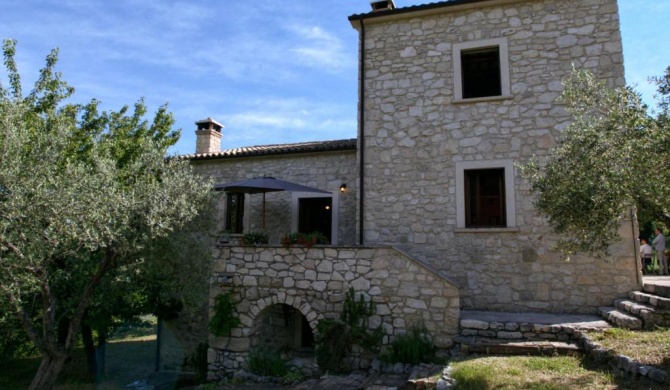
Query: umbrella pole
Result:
<box><xmin>262</xmin><ymin>192</ymin><xmax>266</xmax><ymax>230</ymax></box>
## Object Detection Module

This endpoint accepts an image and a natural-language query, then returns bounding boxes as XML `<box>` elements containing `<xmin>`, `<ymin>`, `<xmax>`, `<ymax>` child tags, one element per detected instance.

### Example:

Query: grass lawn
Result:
<box><xmin>3</xmin><ymin>323</ymin><xmax>669</xmax><ymax>390</ymax></box>
<box><xmin>0</xmin><ymin>321</ymin><xmax>157</xmax><ymax>390</ymax></box>
<box><xmin>587</xmin><ymin>327</ymin><xmax>670</xmax><ymax>372</ymax></box>
<box><xmin>449</xmin><ymin>355</ymin><xmax>660</xmax><ymax>390</ymax></box>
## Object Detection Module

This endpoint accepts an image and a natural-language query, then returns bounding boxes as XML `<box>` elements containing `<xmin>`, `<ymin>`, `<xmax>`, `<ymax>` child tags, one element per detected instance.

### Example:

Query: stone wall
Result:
<box><xmin>192</xmin><ymin>150</ymin><xmax>358</xmax><ymax>245</ymax></box>
<box><xmin>158</xmin><ymin>304</ymin><xmax>209</xmax><ymax>371</ymax></box>
<box><xmin>358</xmin><ymin>0</ymin><xmax>638</xmax><ymax>312</ymax></box>
<box><xmin>207</xmin><ymin>245</ymin><xmax>460</xmax><ymax>380</ymax></box>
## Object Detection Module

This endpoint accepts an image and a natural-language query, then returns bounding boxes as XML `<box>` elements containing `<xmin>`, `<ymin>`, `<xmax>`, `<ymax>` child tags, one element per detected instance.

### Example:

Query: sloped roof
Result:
<box><xmin>184</xmin><ymin>138</ymin><xmax>357</xmax><ymax>161</ymax></box>
<box><xmin>349</xmin><ymin>0</ymin><xmax>497</xmax><ymax>21</ymax></box>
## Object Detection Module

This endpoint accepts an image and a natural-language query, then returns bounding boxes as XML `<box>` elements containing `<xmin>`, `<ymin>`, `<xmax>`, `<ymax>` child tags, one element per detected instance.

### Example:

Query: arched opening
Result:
<box><xmin>250</xmin><ymin>304</ymin><xmax>316</xmax><ymax>376</ymax></box>
<box><xmin>252</xmin><ymin>304</ymin><xmax>315</xmax><ymax>352</ymax></box>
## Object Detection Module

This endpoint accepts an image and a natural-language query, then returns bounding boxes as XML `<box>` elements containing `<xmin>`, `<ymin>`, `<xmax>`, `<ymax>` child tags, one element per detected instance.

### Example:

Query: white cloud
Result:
<box><xmin>289</xmin><ymin>25</ymin><xmax>355</xmax><ymax>72</ymax></box>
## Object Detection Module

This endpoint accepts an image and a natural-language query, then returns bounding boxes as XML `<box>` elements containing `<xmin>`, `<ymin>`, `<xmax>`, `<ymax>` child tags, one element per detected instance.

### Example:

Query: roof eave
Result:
<box><xmin>183</xmin><ymin>139</ymin><xmax>358</xmax><ymax>162</ymax></box>
<box><xmin>349</xmin><ymin>0</ymin><xmax>528</xmax><ymax>29</ymax></box>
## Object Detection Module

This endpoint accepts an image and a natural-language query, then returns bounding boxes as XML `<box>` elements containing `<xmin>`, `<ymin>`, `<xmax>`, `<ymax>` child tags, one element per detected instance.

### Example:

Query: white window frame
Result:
<box><xmin>453</xmin><ymin>37</ymin><xmax>511</xmax><ymax>102</ymax></box>
<box><xmin>456</xmin><ymin>159</ymin><xmax>516</xmax><ymax>229</ymax></box>
<box><xmin>291</xmin><ymin>192</ymin><xmax>339</xmax><ymax>245</ymax></box>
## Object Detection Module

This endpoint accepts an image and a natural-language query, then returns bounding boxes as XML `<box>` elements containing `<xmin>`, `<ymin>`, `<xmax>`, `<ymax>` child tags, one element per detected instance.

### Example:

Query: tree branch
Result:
<box><xmin>1</xmin><ymin>239</ymin><xmax>25</xmax><ymax>260</ymax></box>
<box><xmin>0</xmin><ymin>284</ymin><xmax>46</xmax><ymax>353</ymax></box>
<box><xmin>63</xmin><ymin>246</ymin><xmax>117</xmax><ymax>351</ymax></box>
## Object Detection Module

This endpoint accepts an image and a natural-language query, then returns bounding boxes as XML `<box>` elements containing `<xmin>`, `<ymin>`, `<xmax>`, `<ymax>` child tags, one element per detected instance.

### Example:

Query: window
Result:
<box><xmin>292</xmin><ymin>192</ymin><xmax>339</xmax><ymax>245</ymax></box>
<box><xmin>461</xmin><ymin>47</ymin><xmax>501</xmax><ymax>99</ymax></box>
<box><xmin>225</xmin><ymin>193</ymin><xmax>244</xmax><ymax>233</ymax></box>
<box><xmin>465</xmin><ymin>168</ymin><xmax>505</xmax><ymax>227</ymax></box>
<box><xmin>456</xmin><ymin>160</ymin><xmax>516</xmax><ymax>229</ymax></box>
<box><xmin>453</xmin><ymin>38</ymin><xmax>510</xmax><ymax>101</ymax></box>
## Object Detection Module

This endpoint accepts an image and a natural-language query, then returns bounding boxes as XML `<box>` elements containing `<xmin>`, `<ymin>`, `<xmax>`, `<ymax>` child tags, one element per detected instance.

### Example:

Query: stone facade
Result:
<box><xmin>176</xmin><ymin>0</ymin><xmax>644</xmax><ymax>380</ymax></box>
<box><xmin>192</xmin><ymin>149</ymin><xmax>358</xmax><ymax>246</ymax></box>
<box><xmin>207</xmin><ymin>245</ymin><xmax>459</xmax><ymax>379</ymax></box>
<box><xmin>354</xmin><ymin>0</ymin><xmax>638</xmax><ymax>313</ymax></box>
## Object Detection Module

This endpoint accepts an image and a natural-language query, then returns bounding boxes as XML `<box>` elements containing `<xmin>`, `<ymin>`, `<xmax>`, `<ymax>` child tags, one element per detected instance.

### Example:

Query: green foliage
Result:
<box><xmin>0</xmin><ymin>39</ymin><xmax>214</xmax><ymax>388</ymax></box>
<box><xmin>282</xmin><ymin>370</ymin><xmax>304</xmax><ymax>383</ymax></box>
<box><xmin>341</xmin><ymin>288</ymin><xmax>384</xmax><ymax>352</ymax></box>
<box><xmin>184</xmin><ymin>342</ymin><xmax>209</xmax><ymax>384</ymax></box>
<box><xmin>281</xmin><ymin>232</ymin><xmax>328</xmax><ymax>248</ymax></box>
<box><xmin>449</xmin><ymin>363</ymin><xmax>494</xmax><ymax>390</ymax></box>
<box><xmin>315</xmin><ymin>319</ymin><xmax>351</xmax><ymax>374</ymax></box>
<box><xmin>239</xmin><ymin>231</ymin><xmax>269</xmax><ymax>246</ymax></box>
<box><xmin>383</xmin><ymin>326</ymin><xmax>435</xmax><ymax>365</ymax></box>
<box><xmin>520</xmin><ymin>67</ymin><xmax>670</xmax><ymax>256</ymax></box>
<box><xmin>209</xmin><ymin>292</ymin><xmax>241</xmax><ymax>337</ymax></box>
<box><xmin>314</xmin><ymin>288</ymin><xmax>384</xmax><ymax>373</ymax></box>
<box><xmin>0</xmin><ymin>301</ymin><xmax>36</xmax><ymax>362</ymax></box>
<box><xmin>247</xmin><ymin>346</ymin><xmax>288</xmax><ymax>377</ymax></box>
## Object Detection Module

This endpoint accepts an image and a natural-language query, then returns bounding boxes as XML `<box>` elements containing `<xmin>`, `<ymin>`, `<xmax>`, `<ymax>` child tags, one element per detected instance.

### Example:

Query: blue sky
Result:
<box><xmin>0</xmin><ymin>0</ymin><xmax>668</xmax><ymax>156</ymax></box>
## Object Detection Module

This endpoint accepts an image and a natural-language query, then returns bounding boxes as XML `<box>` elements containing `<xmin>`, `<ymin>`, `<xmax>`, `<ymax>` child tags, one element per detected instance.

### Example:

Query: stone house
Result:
<box><xmin>174</xmin><ymin>0</ymin><xmax>640</xmax><ymax>378</ymax></box>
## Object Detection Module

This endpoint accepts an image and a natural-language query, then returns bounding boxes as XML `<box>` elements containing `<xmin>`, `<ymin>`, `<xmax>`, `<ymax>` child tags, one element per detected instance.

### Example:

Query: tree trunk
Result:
<box><xmin>96</xmin><ymin>328</ymin><xmax>107</xmax><ymax>380</ymax></box>
<box><xmin>81</xmin><ymin>324</ymin><xmax>97</xmax><ymax>377</ymax></box>
<box><xmin>28</xmin><ymin>353</ymin><xmax>68</xmax><ymax>390</ymax></box>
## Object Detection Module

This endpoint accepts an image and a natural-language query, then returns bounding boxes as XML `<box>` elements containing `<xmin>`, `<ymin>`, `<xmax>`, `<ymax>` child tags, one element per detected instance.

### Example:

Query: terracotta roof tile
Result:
<box><xmin>349</xmin><ymin>0</ymin><xmax>491</xmax><ymax>21</ymax></box>
<box><xmin>182</xmin><ymin>138</ymin><xmax>357</xmax><ymax>161</ymax></box>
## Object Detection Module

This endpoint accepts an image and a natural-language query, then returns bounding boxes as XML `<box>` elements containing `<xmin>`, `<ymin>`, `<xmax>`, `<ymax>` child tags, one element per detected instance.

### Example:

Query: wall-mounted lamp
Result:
<box><xmin>340</xmin><ymin>183</ymin><xmax>347</xmax><ymax>193</ymax></box>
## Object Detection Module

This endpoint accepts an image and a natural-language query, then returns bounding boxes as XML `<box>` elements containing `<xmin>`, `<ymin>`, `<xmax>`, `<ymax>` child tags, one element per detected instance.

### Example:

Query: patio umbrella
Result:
<box><xmin>213</xmin><ymin>177</ymin><xmax>331</xmax><ymax>229</ymax></box>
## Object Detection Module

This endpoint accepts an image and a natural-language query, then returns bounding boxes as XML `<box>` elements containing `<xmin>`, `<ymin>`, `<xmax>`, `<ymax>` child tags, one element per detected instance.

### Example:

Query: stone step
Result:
<box><xmin>629</xmin><ymin>291</ymin><xmax>670</xmax><ymax>309</ymax></box>
<box><xmin>456</xmin><ymin>336</ymin><xmax>580</xmax><ymax>356</ymax></box>
<box><xmin>459</xmin><ymin>311</ymin><xmax>609</xmax><ymax>344</ymax></box>
<box><xmin>643</xmin><ymin>282</ymin><xmax>670</xmax><ymax>299</ymax></box>
<box><xmin>598</xmin><ymin>306</ymin><xmax>642</xmax><ymax>330</ymax></box>
<box><xmin>615</xmin><ymin>299</ymin><xmax>670</xmax><ymax>329</ymax></box>
<box><xmin>614</xmin><ymin>299</ymin><xmax>656</xmax><ymax>317</ymax></box>
<box><xmin>614</xmin><ymin>299</ymin><xmax>659</xmax><ymax>329</ymax></box>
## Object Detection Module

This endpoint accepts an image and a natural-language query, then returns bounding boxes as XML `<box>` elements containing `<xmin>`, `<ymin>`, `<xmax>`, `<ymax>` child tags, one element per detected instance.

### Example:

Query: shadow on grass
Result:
<box><xmin>578</xmin><ymin>353</ymin><xmax>663</xmax><ymax>390</ymax></box>
<box><xmin>0</xmin><ymin>337</ymin><xmax>157</xmax><ymax>390</ymax></box>
<box><xmin>448</xmin><ymin>353</ymin><xmax>663</xmax><ymax>390</ymax></box>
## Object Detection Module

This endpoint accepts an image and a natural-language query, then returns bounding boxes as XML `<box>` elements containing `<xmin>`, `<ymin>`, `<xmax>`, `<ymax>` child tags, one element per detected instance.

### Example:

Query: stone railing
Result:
<box><xmin>207</xmin><ymin>245</ymin><xmax>460</xmax><ymax>380</ymax></box>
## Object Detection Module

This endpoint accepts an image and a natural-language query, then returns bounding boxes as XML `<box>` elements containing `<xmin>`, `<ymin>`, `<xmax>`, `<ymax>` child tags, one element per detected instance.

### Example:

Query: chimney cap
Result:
<box><xmin>195</xmin><ymin>117</ymin><xmax>224</xmax><ymax>128</ymax></box>
<box><xmin>370</xmin><ymin>0</ymin><xmax>396</xmax><ymax>12</ymax></box>
<box><xmin>195</xmin><ymin>117</ymin><xmax>224</xmax><ymax>133</ymax></box>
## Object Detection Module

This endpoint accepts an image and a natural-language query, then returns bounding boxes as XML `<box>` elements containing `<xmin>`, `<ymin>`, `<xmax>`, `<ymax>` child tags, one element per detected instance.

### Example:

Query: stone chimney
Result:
<box><xmin>195</xmin><ymin>117</ymin><xmax>224</xmax><ymax>154</ymax></box>
<box><xmin>370</xmin><ymin>0</ymin><xmax>395</xmax><ymax>12</ymax></box>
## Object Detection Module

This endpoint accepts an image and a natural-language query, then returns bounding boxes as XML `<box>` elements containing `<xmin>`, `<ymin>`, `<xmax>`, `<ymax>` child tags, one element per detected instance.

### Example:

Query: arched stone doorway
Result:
<box><xmin>251</xmin><ymin>303</ymin><xmax>315</xmax><ymax>352</ymax></box>
<box><xmin>250</xmin><ymin>303</ymin><xmax>317</xmax><ymax>375</ymax></box>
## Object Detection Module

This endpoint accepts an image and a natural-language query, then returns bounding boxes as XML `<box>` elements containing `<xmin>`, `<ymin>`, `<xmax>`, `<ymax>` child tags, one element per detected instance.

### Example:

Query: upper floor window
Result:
<box><xmin>456</xmin><ymin>160</ymin><xmax>516</xmax><ymax>229</ymax></box>
<box><xmin>453</xmin><ymin>38</ymin><xmax>510</xmax><ymax>101</ymax></box>
<box><xmin>465</xmin><ymin>168</ymin><xmax>506</xmax><ymax>227</ymax></box>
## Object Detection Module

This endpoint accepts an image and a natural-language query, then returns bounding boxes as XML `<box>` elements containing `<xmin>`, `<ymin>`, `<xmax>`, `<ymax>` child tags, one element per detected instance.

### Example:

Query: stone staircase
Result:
<box><xmin>598</xmin><ymin>276</ymin><xmax>670</xmax><ymax>330</ymax></box>
<box><xmin>456</xmin><ymin>310</ymin><xmax>609</xmax><ymax>356</ymax></box>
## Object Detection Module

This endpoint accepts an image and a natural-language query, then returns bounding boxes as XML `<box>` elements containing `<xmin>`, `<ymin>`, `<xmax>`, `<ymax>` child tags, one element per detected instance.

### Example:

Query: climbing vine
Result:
<box><xmin>208</xmin><ymin>292</ymin><xmax>240</xmax><ymax>337</ymax></box>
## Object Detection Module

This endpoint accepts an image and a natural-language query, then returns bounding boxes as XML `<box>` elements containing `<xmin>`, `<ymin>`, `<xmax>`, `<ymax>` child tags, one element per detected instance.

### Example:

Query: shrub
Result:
<box><xmin>383</xmin><ymin>326</ymin><xmax>435</xmax><ymax>365</ymax></box>
<box><xmin>184</xmin><ymin>342</ymin><xmax>209</xmax><ymax>384</ymax></box>
<box><xmin>315</xmin><ymin>319</ymin><xmax>351</xmax><ymax>373</ymax></box>
<box><xmin>247</xmin><ymin>346</ymin><xmax>288</xmax><ymax>377</ymax></box>
<box><xmin>280</xmin><ymin>232</ymin><xmax>328</xmax><ymax>248</ymax></box>
<box><xmin>239</xmin><ymin>231</ymin><xmax>269</xmax><ymax>246</ymax></box>
<box><xmin>315</xmin><ymin>288</ymin><xmax>384</xmax><ymax>373</ymax></box>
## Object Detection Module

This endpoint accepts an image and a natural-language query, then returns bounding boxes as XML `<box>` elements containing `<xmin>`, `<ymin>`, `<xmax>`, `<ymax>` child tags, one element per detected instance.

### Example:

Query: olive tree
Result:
<box><xmin>521</xmin><ymin>67</ymin><xmax>670</xmax><ymax>256</ymax></box>
<box><xmin>0</xmin><ymin>40</ymin><xmax>214</xmax><ymax>389</ymax></box>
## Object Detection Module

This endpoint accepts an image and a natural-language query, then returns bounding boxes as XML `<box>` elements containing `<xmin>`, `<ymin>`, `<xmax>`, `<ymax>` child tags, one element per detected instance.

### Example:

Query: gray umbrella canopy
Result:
<box><xmin>214</xmin><ymin>177</ymin><xmax>330</xmax><ymax>229</ymax></box>
<box><xmin>214</xmin><ymin>177</ymin><xmax>330</xmax><ymax>194</ymax></box>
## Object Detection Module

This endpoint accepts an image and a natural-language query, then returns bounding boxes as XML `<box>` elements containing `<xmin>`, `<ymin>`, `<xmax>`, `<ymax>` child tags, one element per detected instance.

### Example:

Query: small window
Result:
<box><xmin>225</xmin><ymin>193</ymin><xmax>244</xmax><ymax>233</ymax></box>
<box><xmin>461</xmin><ymin>47</ymin><xmax>501</xmax><ymax>99</ymax></box>
<box><xmin>453</xmin><ymin>38</ymin><xmax>510</xmax><ymax>101</ymax></box>
<box><xmin>464</xmin><ymin>168</ymin><xmax>506</xmax><ymax>227</ymax></box>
